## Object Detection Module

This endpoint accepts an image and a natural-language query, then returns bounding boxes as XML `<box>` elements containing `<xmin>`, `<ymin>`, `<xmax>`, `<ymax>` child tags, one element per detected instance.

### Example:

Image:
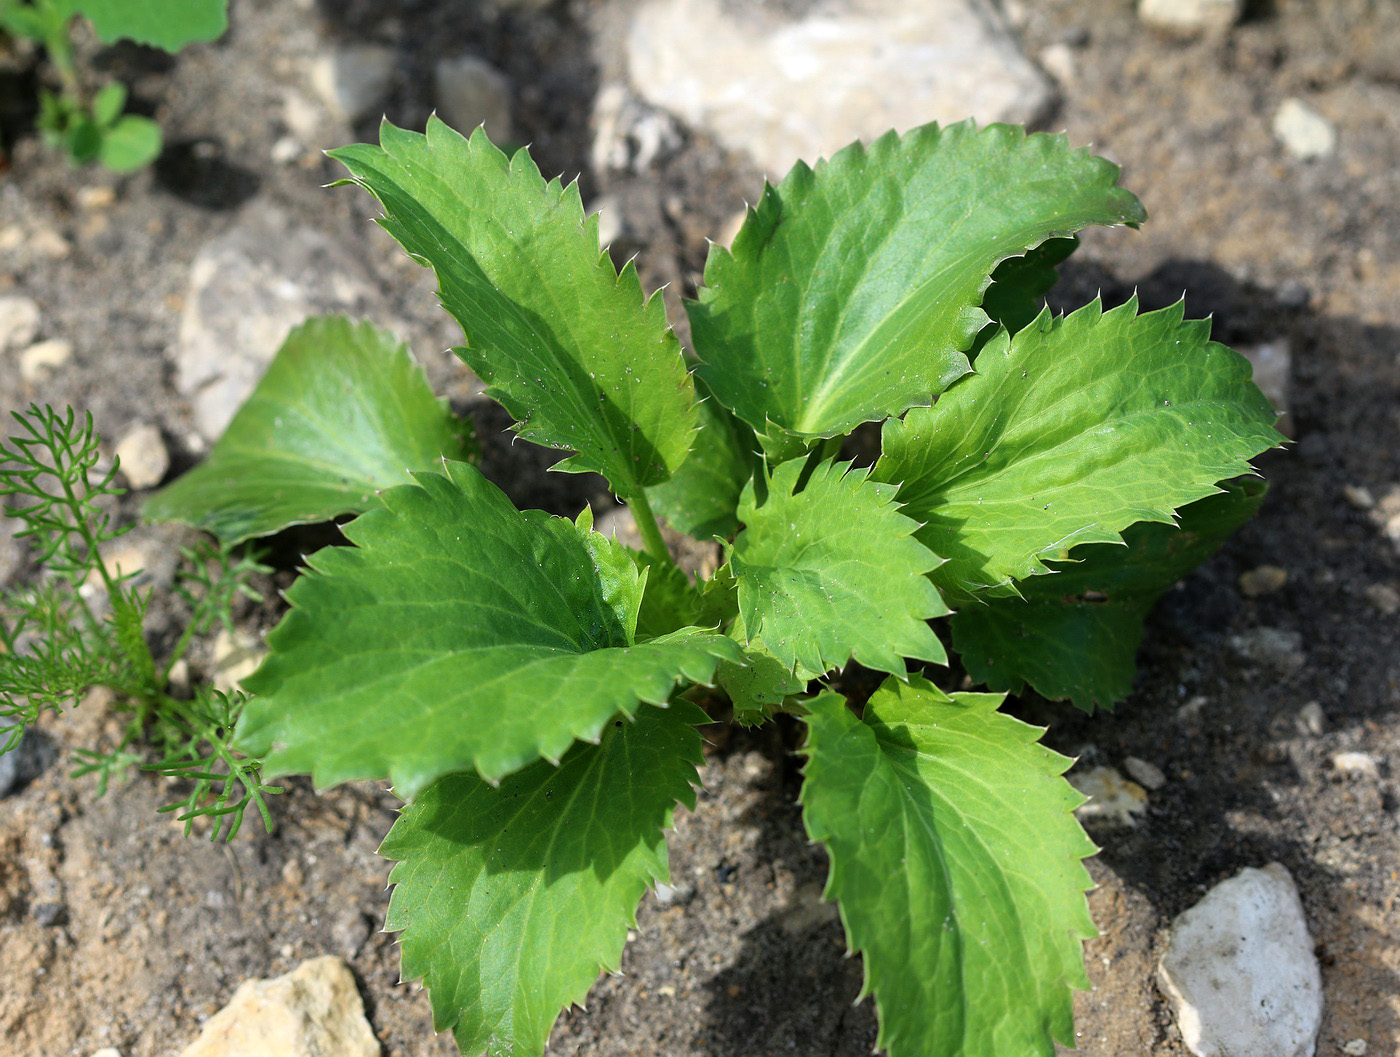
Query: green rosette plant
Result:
<box><xmin>149</xmin><ymin>117</ymin><xmax>1283</xmax><ymax>1056</ymax></box>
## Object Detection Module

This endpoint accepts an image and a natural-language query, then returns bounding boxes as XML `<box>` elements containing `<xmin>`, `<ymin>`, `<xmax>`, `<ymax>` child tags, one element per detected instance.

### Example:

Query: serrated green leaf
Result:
<box><xmin>954</xmin><ymin>477</ymin><xmax>1267</xmax><ymax>710</ymax></box>
<box><xmin>716</xmin><ymin>643</ymin><xmax>807</xmax><ymax>726</ymax></box>
<box><xmin>234</xmin><ymin>461</ymin><xmax>740</xmax><ymax>798</ymax></box>
<box><xmin>329</xmin><ymin>119</ymin><xmax>698</xmax><ymax>498</ymax></box>
<box><xmin>146</xmin><ymin>317</ymin><xmax>472</xmax><ymax>544</ymax></box>
<box><xmin>632</xmin><ymin>552</ymin><xmax>702</xmax><ymax>641</ymax></box>
<box><xmin>74</xmin><ymin>0</ymin><xmax>227</xmax><ymax>50</ymax></box>
<box><xmin>689</xmin><ymin>122</ymin><xmax>1144</xmax><ymax>442</ymax></box>
<box><xmin>876</xmin><ymin>298</ymin><xmax>1284</xmax><ymax>602</ymax></box>
<box><xmin>800</xmin><ymin>679</ymin><xmax>1096</xmax><ymax>1057</ymax></box>
<box><xmin>731</xmin><ymin>458</ymin><xmax>947</xmax><ymax>676</ymax></box>
<box><xmin>645</xmin><ymin>392</ymin><xmax>755</xmax><ymax>539</ymax></box>
<box><xmin>383</xmin><ymin>701</ymin><xmax>706</xmax><ymax>1057</ymax></box>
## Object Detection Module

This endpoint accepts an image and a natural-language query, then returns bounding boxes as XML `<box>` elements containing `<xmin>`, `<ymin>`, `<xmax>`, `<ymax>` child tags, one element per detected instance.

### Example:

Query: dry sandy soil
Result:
<box><xmin>1</xmin><ymin>1</ymin><xmax>1397</xmax><ymax>1055</ymax></box>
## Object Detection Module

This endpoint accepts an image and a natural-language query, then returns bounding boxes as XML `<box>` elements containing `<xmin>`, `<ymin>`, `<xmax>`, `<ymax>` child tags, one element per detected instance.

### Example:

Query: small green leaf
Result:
<box><xmin>645</xmin><ymin>392</ymin><xmax>755</xmax><ymax>540</ymax></box>
<box><xmin>74</xmin><ymin>0</ymin><xmax>227</xmax><ymax>50</ymax></box>
<box><xmin>876</xmin><ymin>298</ymin><xmax>1283</xmax><ymax>601</ymax></box>
<box><xmin>953</xmin><ymin>478</ymin><xmax>1267</xmax><ymax>709</ymax></box>
<box><xmin>147</xmin><ymin>317</ymin><xmax>472</xmax><ymax>544</ymax></box>
<box><xmin>800</xmin><ymin>679</ymin><xmax>1096</xmax><ymax>1057</ymax></box>
<box><xmin>689</xmin><ymin>122</ymin><xmax>1144</xmax><ymax>442</ymax></box>
<box><xmin>97</xmin><ymin>114</ymin><xmax>161</xmax><ymax>172</ymax></box>
<box><xmin>234</xmin><ymin>461</ymin><xmax>740</xmax><ymax>798</ymax></box>
<box><xmin>632</xmin><ymin>553</ymin><xmax>702</xmax><ymax>641</ymax></box>
<box><xmin>731</xmin><ymin>458</ymin><xmax>947</xmax><ymax>676</ymax></box>
<box><xmin>384</xmin><ymin>701</ymin><xmax>706</xmax><ymax>1057</ymax></box>
<box><xmin>330</xmin><ymin>119</ymin><xmax>698</xmax><ymax>498</ymax></box>
<box><xmin>716</xmin><ymin>643</ymin><xmax>807</xmax><ymax>726</ymax></box>
<box><xmin>91</xmin><ymin>82</ymin><xmax>126</xmax><ymax>128</ymax></box>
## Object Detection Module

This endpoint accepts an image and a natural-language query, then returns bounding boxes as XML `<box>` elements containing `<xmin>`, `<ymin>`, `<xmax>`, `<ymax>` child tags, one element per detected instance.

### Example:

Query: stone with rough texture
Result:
<box><xmin>174</xmin><ymin>202</ymin><xmax>385</xmax><ymax>442</ymax></box>
<box><xmin>177</xmin><ymin>956</ymin><xmax>379</xmax><ymax>1057</ymax></box>
<box><xmin>1273</xmin><ymin>98</ymin><xmax>1336</xmax><ymax>160</ymax></box>
<box><xmin>1138</xmin><ymin>0</ymin><xmax>1242</xmax><ymax>32</ymax></box>
<box><xmin>0</xmin><ymin>294</ymin><xmax>41</xmax><ymax>353</ymax></box>
<box><xmin>114</xmin><ymin>423</ymin><xmax>170</xmax><ymax>490</ymax></box>
<box><xmin>308</xmin><ymin>45</ymin><xmax>396</xmax><ymax>123</ymax></box>
<box><xmin>623</xmin><ymin>0</ymin><xmax>1052</xmax><ymax>176</ymax></box>
<box><xmin>1158</xmin><ymin>863</ymin><xmax>1323</xmax><ymax>1057</ymax></box>
<box><xmin>434</xmin><ymin>55</ymin><xmax>512</xmax><ymax>141</ymax></box>
<box><xmin>19</xmin><ymin>338</ymin><xmax>73</xmax><ymax>382</ymax></box>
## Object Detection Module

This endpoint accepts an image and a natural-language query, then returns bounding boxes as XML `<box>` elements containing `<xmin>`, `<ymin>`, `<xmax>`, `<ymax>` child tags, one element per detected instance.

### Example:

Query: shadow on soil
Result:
<box><xmin>694</xmin><ymin>261</ymin><xmax>1400</xmax><ymax>1051</ymax></box>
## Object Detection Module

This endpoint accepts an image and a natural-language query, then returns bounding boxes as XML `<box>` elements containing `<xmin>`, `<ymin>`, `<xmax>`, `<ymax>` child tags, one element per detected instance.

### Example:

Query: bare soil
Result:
<box><xmin>1</xmin><ymin>1</ymin><xmax>1397</xmax><ymax>1055</ymax></box>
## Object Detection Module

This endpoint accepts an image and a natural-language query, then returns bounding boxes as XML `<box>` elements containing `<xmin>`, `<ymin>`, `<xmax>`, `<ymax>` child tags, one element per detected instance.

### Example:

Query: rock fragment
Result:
<box><xmin>1229</xmin><ymin>627</ymin><xmax>1305</xmax><ymax>673</ymax></box>
<box><xmin>434</xmin><ymin>55</ymin><xmax>512</xmax><ymax>141</ymax></box>
<box><xmin>0</xmin><ymin>294</ymin><xmax>41</xmax><ymax>353</ymax></box>
<box><xmin>1138</xmin><ymin>0</ymin><xmax>1243</xmax><ymax>33</ymax></box>
<box><xmin>1237</xmin><ymin>340</ymin><xmax>1292</xmax><ymax>434</ymax></box>
<box><xmin>114</xmin><ymin>423</ymin><xmax>170</xmax><ymax>490</ymax></box>
<box><xmin>622</xmin><ymin>0</ymin><xmax>1052</xmax><ymax>177</ymax></box>
<box><xmin>1069</xmin><ymin>765</ymin><xmax>1148</xmax><ymax>826</ymax></box>
<box><xmin>1123</xmin><ymin>755</ymin><xmax>1167</xmax><ymax>790</ymax></box>
<box><xmin>176</xmin><ymin>956</ymin><xmax>379</xmax><ymax>1057</ymax></box>
<box><xmin>19</xmin><ymin>338</ymin><xmax>73</xmax><ymax>382</ymax></box>
<box><xmin>1273</xmin><ymin>98</ymin><xmax>1337</xmax><ymax>160</ymax></box>
<box><xmin>175</xmin><ymin>202</ymin><xmax>386</xmax><ymax>442</ymax></box>
<box><xmin>1158</xmin><ymin>863</ymin><xmax>1323</xmax><ymax>1057</ymax></box>
<box><xmin>212</xmin><ymin>627</ymin><xmax>266</xmax><ymax>695</ymax></box>
<box><xmin>1329</xmin><ymin>751</ymin><xmax>1380</xmax><ymax>779</ymax></box>
<box><xmin>1238</xmin><ymin>565</ymin><xmax>1288</xmax><ymax>597</ymax></box>
<box><xmin>308</xmin><ymin>45</ymin><xmax>396</xmax><ymax>123</ymax></box>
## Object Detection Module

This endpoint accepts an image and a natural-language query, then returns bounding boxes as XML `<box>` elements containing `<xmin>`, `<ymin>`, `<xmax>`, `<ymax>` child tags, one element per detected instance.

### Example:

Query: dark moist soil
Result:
<box><xmin>2</xmin><ymin>1</ymin><xmax>1398</xmax><ymax>1054</ymax></box>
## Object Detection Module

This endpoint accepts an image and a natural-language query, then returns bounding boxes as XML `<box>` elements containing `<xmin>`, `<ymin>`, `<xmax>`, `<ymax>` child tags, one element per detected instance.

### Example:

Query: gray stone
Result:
<box><xmin>1069</xmin><ymin>764</ymin><xmax>1149</xmax><ymax>826</ymax></box>
<box><xmin>174</xmin><ymin>203</ymin><xmax>385</xmax><ymax>442</ymax></box>
<box><xmin>0</xmin><ymin>294</ymin><xmax>41</xmax><ymax>353</ymax></box>
<box><xmin>176</xmin><ymin>956</ymin><xmax>379</xmax><ymax>1057</ymax></box>
<box><xmin>591</xmin><ymin>81</ymin><xmax>684</xmax><ymax>175</ymax></box>
<box><xmin>1139</xmin><ymin>0</ymin><xmax>1243</xmax><ymax>33</ymax></box>
<box><xmin>308</xmin><ymin>45</ymin><xmax>396</xmax><ymax>124</ymax></box>
<box><xmin>1229</xmin><ymin>627</ymin><xmax>1305</xmax><ymax>673</ymax></box>
<box><xmin>0</xmin><ymin>722</ymin><xmax>56</xmax><ymax>798</ymax></box>
<box><xmin>1238</xmin><ymin>339</ymin><xmax>1292</xmax><ymax>434</ymax></box>
<box><xmin>32</xmin><ymin>901</ymin><xmax>67</xmax><ymax>927</ymax></box>
<box><xmin>434</xmin><ymin>55</ymin><xmax>512</xmax><ymax>141</ymax></box>
<box><xmin>652</xmin><ymin>880</ymin><xmax>696</xmax><ymax>906</ymax></box>
<box><xmin>622</xmin><ymin>0</ymin><xmax>1053</xmax><ymax>177</ymax></box>
<box><xmin>1158</xmin><ymin>863</ymin><xmax>1323</xmax><ymax>1057</ymax></box>
<box><xmin>1273</xmin><ymin>98</ymin><xmax>1336</xmax><ymax>160</ymax></box>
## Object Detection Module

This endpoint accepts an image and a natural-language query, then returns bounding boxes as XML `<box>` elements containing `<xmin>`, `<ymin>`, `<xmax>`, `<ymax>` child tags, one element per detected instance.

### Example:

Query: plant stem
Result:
<box><xmin>627</xmin><ymin>490</ymin><xmax>673</xmax><ymax>568</ymax></box>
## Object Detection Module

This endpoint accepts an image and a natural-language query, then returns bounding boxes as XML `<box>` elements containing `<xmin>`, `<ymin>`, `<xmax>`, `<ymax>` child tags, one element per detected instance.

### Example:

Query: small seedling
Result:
<box><xmin>141</xmin><ymin>118</ymin><xmax>1279</xmax><ymax>1054</ymax></box>
<box><xmin>0</xmin><ymin>404</ymin><xmax>277</xmax><ymax>838</ymax></box>
<box><xmin>0</xmin><ymin>0</ymin><xmax>227</xmax><ymax>170</ymax></box>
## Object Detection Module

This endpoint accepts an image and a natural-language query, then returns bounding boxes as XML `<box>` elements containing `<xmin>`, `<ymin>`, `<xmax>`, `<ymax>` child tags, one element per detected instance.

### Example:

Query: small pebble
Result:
<box><xmin>1229</xmin><ymin>627</ymin><xmax>1305</xmax><ymax>673</ymax></box>
<box><xmin>1123</xmin><ymin>756</ymin><xmax>1167</xmax><ymax>790</ymax></box>
<box><xmin>1342</xmin><ymin>484</ymin><xmax>1375</xmax><ymax>510</ymax></box>
<box><xmin>32</xmin><ymin>901</ymin><xmax>67</xmax><ymax>927</ymax></box>
<box><xmin>114</xmin><ymin>422</ymin><xmax>170</xmax><ymax>490</ymax></box>
<box><xmin>1342</xmin><ymin>1040</ymin><xmax>1368</xmax><ymax>1056</ymax></box>
<box><xmin>212</xmin><ymin>627</ymin><xmax>267</xmax><ymax>694</ymax></box>
<box><xmin>1070</xmin><ymin>765</ymin><xmax>1148</xmax><ymax>826</ymax></box>
<box><xmin>433</xmin><ymin>54</ymin><xmax>513</xmax><ymax>141</ymax></box>
<box><xmin>589</xmin><ymin>195</ymin><xmax>625</xmax><ymax>248</ymax></box>
<box><xmin>0</xmin><ymin>294</ymin><xmax>41</xmax><ymax>352</ymax></box>
<box><xmin>1038</xmin><ymin>42</ymin><xmax>1077</xmax><ymax>85</ymax></box>
<box><xmin>1275</xmin><ymin>280</ymin><xmax>1310</xmax><ymax>309</ymax></box>
<box><xmin>90</xmin><ymin>1049</ymin><xmax>123</xmax><ymax>1057</ymax></box>
<box><xmin>1138</xmin><ymin>0</ymin><xmax>1242</xmax><ymax>32</ymax></box>
<box><xmin>76</xmin><ymin>186</ymin><xmax>117</xmax><ymax>210</ymax></box>
<box><xmin>653</xmin><ymin>880</ymin><xmax>696</xmax><ymax>907</ymax></box>
<box><xmin>1273</xmin><ymin>98</ymin><xmax>1337</xmax><ymax>160</ymax></box>
<box><xmin>1330</xmin><ymin>752</ymin><xmax>1380</xmax><ymax>779</ymax></box>
<box><xmin>1239</xmin><ymin>565</ymin><xmax>1288</xmax><ymax>597</ymax></box>
<box><xmin>1364</xmin><ymin>583</ymin><xmax>1400</xmax><ymax>615</ymax></box>
<box><xmin>1295</xmin><ymin>701</ymin><xmax>1325</xmax><ymax>737</ymax></box>
<box><xmin>31</xmin><ymin>227</ymin><xmax>72</xmax><ymax>260</ymax></box>
<box><xmin>20</xmin><ymin>338</ymin><xmax>74</xmax><ymax>382</ymax></box>
<box><xmin>270</xmin><ymin>136</ymin><xmax>303</xmax><ymax>166</ymax></box>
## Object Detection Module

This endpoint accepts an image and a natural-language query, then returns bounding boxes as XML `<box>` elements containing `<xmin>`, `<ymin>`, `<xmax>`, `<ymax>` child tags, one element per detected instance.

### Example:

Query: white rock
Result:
<box><xmin>0</xmin><ymin>294</ymin><xmax>41</xmax><ymax>353</ymax></box>
<box><xmin>1123</xmin><ymin>755</ymin><xmax>1167</xmax><ymax>790</ymax></box>
<box><xmin>308</xmin><ymin>45</ymin><xmax>396</xmax><ymax>123</ymax></box>
<box><xmin>176</xmin><ymin>956</ymin><xmax>379</xmax><ymax>1057</ymax></box>
<box><xmin>1158</xmin><ymin>863</ymin><xmax>1323</xmax><ymax>1057</ymax></box>
<box><xmin>590</xmin><ymin>81</ymin><xmax>683</xmax><ymax>175</ymax></box>
<box><xmin>212</xmin><ymin>627</ymin><xmax>266</xmax><ymax>695</ymax></box>
<box><xmin>1038</xmin><ymin>42</ymin><xmax>1077</xmax><ymax>86</ymax></box>
<box><xmin>114</xmin><ymin>422</ymin><xmax>170</xmax><ymax>490</ymax></box>
<box><xmin>175</xmin><ymin>202</ymin><xmax>385</xmax><ymax>441</ymax></box>
<box><xmin>1330</xmin><ymin>751</ymin><xmax>1380</xmax><ymax>779</ymax></box>
<box><xmin>589</xmin><ymin>195</ymin><xmax>626</xmax><ymax>248</ymax></box>
<box><xmin>1295</xmin><ymin>701</ymin><xmax>1325</xmax><ymax>737</ymax></box>
<box><xmin>20</xmin><ymin>338</ymin><xmax>73</xmax><ymax>382</ymax></box>
<box><xmin>434</xmin><ymin>55</ymin><xmax>512</xmax><ymax>141</ymax></box>
<box><xmin>1138</xmin><ymin>0</ymin><xmax>1243</xmax><ymax>32</ymax></box>
<box><xmin>623</xmin><ymin>0</ymin><xmax>1052</xmax><ymax>177</ymax></box>
<box><xmin>1342</xmin><ymin>1041</ymin><xmax>1368</xmax><ymax>1056</ymax></box>
<box><xmin>1069</xmin><ymin>765</ymin><xmax>1148</xmax><ymax>826</ymax></box>
<box><xmin>1273</xmin><ymin>98</ymin><xmax>1336</xmax><ymax>160</ymax></box>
